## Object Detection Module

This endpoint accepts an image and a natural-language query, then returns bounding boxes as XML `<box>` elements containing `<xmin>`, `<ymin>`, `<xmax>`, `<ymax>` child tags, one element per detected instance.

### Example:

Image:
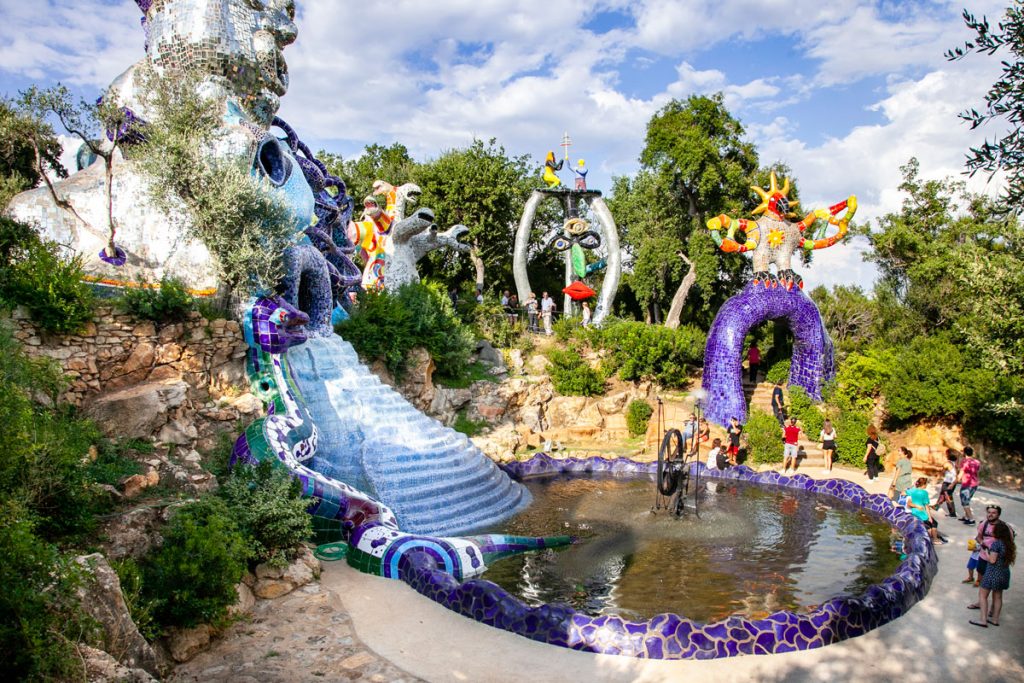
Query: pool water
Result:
<box><xmin>480</xmin><ymin>476</ymin><xmax>900</xmax><ymax>623</ymax></box>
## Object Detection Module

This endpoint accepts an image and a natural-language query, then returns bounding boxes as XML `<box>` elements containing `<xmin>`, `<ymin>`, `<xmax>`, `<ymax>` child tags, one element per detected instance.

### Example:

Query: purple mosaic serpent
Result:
<box><xmin>401</xmin><ymin>454</ymin><xmax>936</xmax><ymax>659</ymax></box>
<box><xmin>702</xmin><ymin>282</ymin><xmax>834</xmax><ymax>427</ymax></box>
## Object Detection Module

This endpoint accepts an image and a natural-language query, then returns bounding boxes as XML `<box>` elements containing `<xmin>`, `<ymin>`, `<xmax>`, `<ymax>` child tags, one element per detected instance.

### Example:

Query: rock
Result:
<box><xmin>147</xmin><ymin>365</ymin><xmax>181</xmax><ymax>382</ymax></box>
<box><xmin>75</xmin><ymin>554</ymin><xmax>159</xmax><ymax>675</ymax></box>
<box><xmin>81</xmin><ymin>645</ymin><xmax>157</xmax><ymax>683</ymax></box>
<box><xmin>210</xmin><ymin>361</ymin><xmax>245</xmax><ymax>388</ymax></box>
<box><xmin>395</xmin><ymin>347</ymin><xmax>435</xmax><ymax>412</ymax></box>
<box><xmin>226</xmin><ymin>393</ymin><xmax>262</xmax><ymax>415</ymax></box>
<box><xmin>545</xmin><ymin>396</ymin><xmax>588</xmax><ymax>429</ymax></box>
<box><xmin>156</xmin><ymin>419</ymin><xmax>197</xmax><ymax>446</ymax></box>
<box><xmin>253</xmin><ymin>546</ymin><xmax>321</xmax><ymax>600</ymax></box>
<box><xmin>100</xmin><ymin>507</ymin><xmax>162</xmax><ymax>561</ymax></box>
<box><xmin>429</xmin><ymin>386</ymin><xmax>473</xmax><ymax>424</ymax></box>
<box><xmin>228</xmin><ymin>581</ymin><xmax>256</xmax><ymax>617</ymax></box>
<box><xmin>472</xmin><ymin>424</ymin><xmax>522</xmax><ymax>460</ymax></box>
<box><xmin>475</xmin><ymin>340</ymin><xmax>506</xmax><ymax>371</ymax></box>
<box><xmin>369</xmin><ymin>359</ymin><xmax>395</xmax><ymax>387</ymax></box>
<box><xmin>508</xmin><ymin>348</ymin><xmax>525</xmax><ymax>374</ymax></box>
<box><xmin>132</xmin><ymin>322</ymin><xmax>156</xmax><ymax>338</ymax></box>
<box><xmin>86</xmin><ymin>380</ymin><xmax>188</xmax><ymax>439</ymax></box>
<box><xmin>120</xmin><ymin>342</ymin><xmax>156</xmax><ymax>376</ymax></box>
<box><xmin>167</xmin><ymin>624</ymin><xmax>212</xmax><ymax>663</ymax></box>
<box><xmin>598</xmin><ymin>391</ymin><xmax>631</xmax><ymax>415</ymax></box>
<box><xmin>154</xmin><ymin>342</ymin><xmax>182</xmax><ymax>364</ymax></box>
<box><xmin>524</xmin><ymin>353</ymin><xmax>551</xmax><ymax>375</ymax></box>
<box><xmin>516</xmin><ymin>403</ymin><xmax>546</xmax><ymax>433</ymax></box>
<box><xmin>120</xmin><ymin>472</ymin><xmax>157</xmax><ymax>499</ymax></box>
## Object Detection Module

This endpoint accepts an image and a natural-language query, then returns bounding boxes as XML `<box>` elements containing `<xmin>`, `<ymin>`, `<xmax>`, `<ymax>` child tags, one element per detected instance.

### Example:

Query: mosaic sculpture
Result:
<box><xmin>543</xmin><ymin>151</ymin><xmax>564</xmax><ymax>188</ymax></box>
<box><xmin>232</xmin><ymin>297</ymin><xmax>570</xmax><ymax>578</ymax></box>
<box><xmin>7</xmin><ymin>0</ymin><xmax>303</xmax><ymax>293</ymax></box>
<box><xmin>701</xmin><ymin>174</ymin><xmax>856</xmax><ymax>425</ymax></box>
<box><xmin>400</xmin><ymin>454</ymin><xmax>936</xmax><ymax>659</ymax></box>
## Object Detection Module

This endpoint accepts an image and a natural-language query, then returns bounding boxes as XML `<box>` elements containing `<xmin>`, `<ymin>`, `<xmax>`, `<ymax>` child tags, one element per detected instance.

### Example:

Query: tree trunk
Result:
<box><xmin>664</xmin><ymin>252</ymin><xmax>695</xmax><ymax>329</ymax></box>
<box><xmin>469</xmin><ymin>243</ymin><xmax>485</xmax><ymax>292</ymax></box>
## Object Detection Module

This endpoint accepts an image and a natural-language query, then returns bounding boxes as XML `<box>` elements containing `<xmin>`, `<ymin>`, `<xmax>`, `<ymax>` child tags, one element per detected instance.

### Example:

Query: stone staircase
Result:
<box><xmin>744</xmin><ymin>380</ymin><xmax>830</xmax><ymax>470</ymax></box>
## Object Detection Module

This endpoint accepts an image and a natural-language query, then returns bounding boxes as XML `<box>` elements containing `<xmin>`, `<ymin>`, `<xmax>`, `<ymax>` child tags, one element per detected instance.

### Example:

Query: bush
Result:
<box><xmin>453</xmin><ymin>409</ymin><xmax>488</xmax><ymax>437</ymax></box>
<box><xmin>764</xmin><ymin>358</ymin><xmax>791</xmax><ymax>385</ymax></box>
<box><xmin>471</xmin><ymin>301</ymin><xmax>521</xmax><ymax>349</ymax></box>
<box><xmin>121</xmin><ymin>276</ymin><xmax>195</xmax><ymax>322</ymax></box>
<box><xmin>336</xmin><ymin>282</ymin><xmax>474</xmax><ymax>381</ymax></box>
<box><xmin>218</xmin><ymin>460</ymin><xmax>312</xmax><ymax>568</ymax></box>
<box><xmin>112</xmin><ymin>558</ymin><xmax>158</xmax><ymax>642</ymax></box>
<box><xmin>833</xmin><ymin>407</ymin><xmax>871</xmax><ymax>467</ymax></box>
<box><xmin>548</xmin><ymin>347</ymin><xmax>605</xmax><ymax>396</ymax></box>
<box><xmin>141</xmin><ymin>497</ymin><xmax>247</xmax><ymax>629</ymax></box>
<box><xmin>0</xmin><ymin>502</ymin><xmax>96</xmax><ymax>682</ymax></box>
<box><xmin>0</xmin><ymin>217</ymin><xmax>93</xmax><ymax>334</ymax></box>
<box><xmin>788</xmin><ymin>385</ymin><xmax>824</xmax><ymax>437</ymax></box>
<box><xmin>552</xmin><ymin>314</ymin><xmax>582</xmax><ymax>343</ymax></box>
<box><xmin>832</xmin><ymin>346</ymin><xmax>896</xmax><ymax>412</ymax></box>
<box><xmin>626</xmin><ymin>400</ymin><xmax>653</xmax><ymax>437</ymax></box>
<box><xmin>745</xmin><ymin>409</ymin><xmax>783</xmax><ymax>464</ymax></box>
<box><xmin>596</xmin><ymin>320</ymin><xmax>705</xmax><ymax>388</ymax></box>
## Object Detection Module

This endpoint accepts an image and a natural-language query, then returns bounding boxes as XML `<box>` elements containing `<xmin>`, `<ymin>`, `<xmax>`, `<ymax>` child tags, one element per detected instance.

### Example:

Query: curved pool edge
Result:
<box><xmin>394</xmin><ymin>454</ymin><xmax>938</xmax><ymax>659</ymax></box>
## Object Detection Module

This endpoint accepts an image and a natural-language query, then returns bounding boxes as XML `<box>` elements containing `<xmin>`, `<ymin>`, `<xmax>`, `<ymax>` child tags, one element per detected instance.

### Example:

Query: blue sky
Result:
<box><xmin>0</xmin><ymin>0</ymin><xmax>1012</xmax><ymax>289</ymax></box>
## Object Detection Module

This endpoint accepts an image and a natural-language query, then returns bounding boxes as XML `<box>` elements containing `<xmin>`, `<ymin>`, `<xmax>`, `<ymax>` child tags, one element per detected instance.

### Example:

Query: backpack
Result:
<box><xmin>876</xmin><ymin>442</ymin><xmax>887</xmax><ymax>456</ymax></box>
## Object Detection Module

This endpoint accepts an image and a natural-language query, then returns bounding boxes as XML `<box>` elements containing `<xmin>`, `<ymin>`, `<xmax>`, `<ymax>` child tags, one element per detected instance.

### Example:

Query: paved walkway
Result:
<box><xmin>324</xmin><ymin>465</ymin><xmax>1024</xmax><ymax>683</ymax></box>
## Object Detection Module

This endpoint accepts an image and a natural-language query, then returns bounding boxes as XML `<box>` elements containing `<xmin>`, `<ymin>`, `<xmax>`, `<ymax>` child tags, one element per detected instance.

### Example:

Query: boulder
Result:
<box><xmin>598</xmin><ymin>391</ymin><xmax>632</xmax><ymax>415</ymax></box>
<box><xmin>252</xmin><ymin>546</ymin><xmax>321</xmax><ymax>599</ymax></box>
<box><xmin>226</xmin><ymin>392</ymin><xmax>263</xmax><ymax>416</ymax></box>
<box><xmin>524</xmin><ymin>354</ymin><xmax>551</xmax><ymax>375</ymax></box>
<box><xmin>166</xmin><ymin>624</ymin><xmax>212</xmax><ymax>663</ymax></box>
<box><xmin>475</xmin><ymin>340</ymin><xmax>506</xmax><ymax>371</ymax></box>
<box><xmin>472</xmin><ymin>424</ymin><xmax>522</xmax><ymax>461</ymax></box>
<box><xmin>228</xmin><ymin>581</ymin><xmax>256</xmax><ymax>617</ymax></box>
<box><xmin>545</xmin><ymin>396</ymin><xmax>588</xmax><ymax>429</ymax></box>
<box><xmin>120</xmin><ymin>342</ymin><xmax>156</xmax><ymax>377</ymax></box>
<box><xmin>86</xmin><ymin>380</ymin><xmax>188</xmax><ymax>439</ymax></box>
<box><xmin>508</xmin><ymin>348</ymin><xmax>525</xmax><ymax>374</ymax></box>
<box><xmin>156</xmin><ymin>418</ymin><xmax>197</xmax><ymax>446</ymax></box>
<box><xmin>429</xmin><ymin>386</ymin><xmax>473</xmax><ymax>424</ymax></box>
<box><xmin>119</xmin><ymin>468</ymin><xmax>160</xmax><ymax>499</ymax></box>
<box><xmin>100</xmin><ymin>507</ymin><xmax>162</xmax><ymax>561</ymax></box>
<box><xmin>81</xmin><ymin>645</ymin><xmax>157</xmax><ymax>683</ymax></box>
<box><xmin>75</xmin><ymin>554</ymin><xmax>159</xmax><ymax>675</ymax></box>
<box><xmin>396</xmin><ymin>347</ymin><xmax>435</xmax><ymax>412</ymax></box>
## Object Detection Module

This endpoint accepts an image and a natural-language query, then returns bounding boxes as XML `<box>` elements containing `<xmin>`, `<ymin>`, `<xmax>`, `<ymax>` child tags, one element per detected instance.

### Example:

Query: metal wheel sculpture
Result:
<box><xmin>653</xmin><ymin>419</ymin><xmax>700</xmax><ymax>518</ymax></box>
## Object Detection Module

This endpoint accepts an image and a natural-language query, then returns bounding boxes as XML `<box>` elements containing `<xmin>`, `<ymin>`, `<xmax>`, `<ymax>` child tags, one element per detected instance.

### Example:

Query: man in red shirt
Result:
<box><xmin>747</xmin><ymin>343</ymin><xmax>761</xmax><ymax>384</ymax></box>
<box><xmin>783</xmin><ymin>417</ymin><xmax>801</xmax><ymax>473</ymax></box>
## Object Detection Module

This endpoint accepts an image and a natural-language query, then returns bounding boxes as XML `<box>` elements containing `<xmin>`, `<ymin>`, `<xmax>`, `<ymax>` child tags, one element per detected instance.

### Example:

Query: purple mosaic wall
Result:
<box><xmin>702</xmin><ymin>282</ymin><xmax>835</xmax><ymax>426</ymax></box>
<box><xmin>396</xmin><ymin>454</ymin><xmax>936</xmax><ymax>660</ymax></box>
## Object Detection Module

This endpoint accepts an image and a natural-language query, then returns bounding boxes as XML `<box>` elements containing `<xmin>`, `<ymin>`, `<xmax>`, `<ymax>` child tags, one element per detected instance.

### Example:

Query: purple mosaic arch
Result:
<box><xmin>397</xmin><ymin>454</ymin><xmax>936</xmax><ymax>660</ymax></box>
<box><xmin>702</xmin><ymin>282</ymin><xmax>834</xmax><ymax>427</ymax></box>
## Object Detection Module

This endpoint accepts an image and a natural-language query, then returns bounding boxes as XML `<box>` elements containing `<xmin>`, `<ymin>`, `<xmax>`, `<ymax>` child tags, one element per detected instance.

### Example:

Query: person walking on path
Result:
<box><xmin>906</xmin><ymin>477</ymin><xmax>944</xmax><ymax>544</ymax></box>
<box><xmin>889</xmin><ymin>447</ymin><xmax>914</xmax><ymax>501</ymax></box>
<box><xmin>541</xmin><ymin>292</ymin><xmax>555</xmax><ymax>336</ymax></box>
<box><xmin>747</xmin><ymin>343</ymin><xmax>761</xmax><ymax>384</ymax></box>
<box><xmin>771</xmin><ymin>381</ymin><xmax>785</xmax><ymax>427</ymax></box>
<box><xmin>969</xmin><ymin>518</ymin><xmax>1015</xmax><ymax>628</ymax></box>
<box><xmin>933</xmin><ymin>449</ymin><xmax>959</xmax><ymax>517</ymax></box>
<box><xmin>820</xmin><ymin>419</ymin><xmax>837</xmax><ymax>472</ymax></box>
<box><xmin>525</xmin><ymin>292</ymin><xmax>539</xmax><ymax>333</ymax></box>
<box><xmin>726</xmin><ymin>417</ymin><xmax>743</xmax><ymax>466</ymax></box>
<box><xmin>958</xmin><ymin>446</ymin><xmax>981</xmax><ymax>525</ymax></box>
<box><xmin>864</xmin><ymin>425</ymin><xmax>881</xmax><ymax>480</ymax></box>
<box><xmin>783</xmin><ymin>417</ymin><xmax>801</xmax><ymax>473</ymax></box>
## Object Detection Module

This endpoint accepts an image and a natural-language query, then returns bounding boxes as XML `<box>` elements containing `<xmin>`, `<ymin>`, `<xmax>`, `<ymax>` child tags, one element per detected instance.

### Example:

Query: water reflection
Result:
<box><xmin>481</xmin><ymin>476</ymin><xmax>898</xmax><ymax>623</ymax></box>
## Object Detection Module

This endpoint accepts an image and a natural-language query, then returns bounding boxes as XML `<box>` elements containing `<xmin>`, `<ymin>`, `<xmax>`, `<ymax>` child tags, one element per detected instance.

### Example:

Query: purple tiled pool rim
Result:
<box><xmin>395</xmin><ymin>454</ymin><xmax>937</xmax><ymax>659</ymax></box>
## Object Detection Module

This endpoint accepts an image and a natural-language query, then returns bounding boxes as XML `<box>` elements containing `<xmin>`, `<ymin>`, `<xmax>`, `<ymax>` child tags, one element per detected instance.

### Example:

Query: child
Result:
<box><xmin>706</xmin><ymin>438</ymin><xmax>723</xmax><ymax>471</ymax></box>
<box><xmin>963</xmin><ymin>537</ymin><xmax>981</xmax><ymax>587</ymax></box>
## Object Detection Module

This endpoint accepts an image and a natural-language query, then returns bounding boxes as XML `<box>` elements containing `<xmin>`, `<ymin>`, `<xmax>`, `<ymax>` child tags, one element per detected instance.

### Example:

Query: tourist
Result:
<box><xmin>500</xmin><ymin>290</ymin><xmax>510</xmax><ymax>308</ymax></box>
<box><xmin>958</xmin><ymin>446</ymin><xmax>981</xmax><ymax>525</ymax></box>
<box><xmin>727</xmin><ymin>417</ymin><xmax>743</xmax><ymax>466</ymax></box>
<box><xmin>525</xmin><ymin>292</ymin><xmax>539</xmax><ymax>333</ymax></box>
<box><xmin>697</xmin><ymin>419</ymin><xmax>711</xmax><ymax>449</ymax></box>
<box><xmin>541</xmin><ymin>292</ymin><xmax>556</xmax><ymax>336</ymax></box>
<box><xmin>964</xmin><ymin>537</ymin><xmax>981</xmax><ymax>587</ymax></box>
<box><xmin>507</xmin><ymin>293</ymin><xmax>519</xmax><ymax>325</ymax></box>
<box><xmin>683</xmin><ymin>413</ymin><xmax>698</xmax><ymax>448</ymax></box>
<box><xmin>707</xmin><ymin>438</ymin><xmax>723</xmax><ymax>471</ymax></box>
<box><xmin>820</xmin><ymin>419</ymin><xmax>837</xmax><ymax>472</ymax></box>
<box><xmin>782</xmin><ymin>417</ymin><xmax>800</xmax><ymax>473</ymax></box>
<box><xmin>968</xmin><ymin>505</ymin><xmax>1003</xmax><ymax>607</ymax></box>
<box><xmin>475</xmin><ymin>288</ymin><xmax>484</xmax><ymax>304</ymax></box>
<box><xmin>969</xmin><ymin>519</ymin><xmax>1015</xmax><ymax>628</ymax></box>
<box><xmin>864</xmin><ymin>425</ymin><xmax>881</xmax><ymax>480</ymax></box>
<box><xmin>771</xmin><ymin>381</ymin><xmax>785</xmax><ymax>426</ymax></box>
<box><xmin>933</xmin><ymin>449</ymin><xmax>959</xmax><ymax>517</ymax></box>
<box><xmin>906</xmin><ymin>477</ymin><xmax>944</xmax><ymax>544</ymax></box>
<box><xmin>889</xmin><ymin>447</ymin><xmax>914</xmax><ymax>501</ymax></box>
<box><xmin>448</xmin><ymin>286</ymin><xmax>459</xmax><ymax>308</ymax></box>
<box><xmin>747</xmin><ymin>342</ymin><xmax>761</xmax><ymax>384</ymax></box>
<box><xmin>581</xmin><ymin>301</ymin><xmax>592</xmax><ymax>327</ymax></box>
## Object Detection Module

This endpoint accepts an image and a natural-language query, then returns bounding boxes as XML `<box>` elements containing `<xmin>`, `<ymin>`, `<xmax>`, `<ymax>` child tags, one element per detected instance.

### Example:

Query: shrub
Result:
<box><xmin>0</xmin><ymin>217</ymin><xmax>94</xmax><ymax>334</ymax></box>
<box><xmin>112</xmin><ymin>558</ymin><xmax>158</xmax><ymax>642</ymax></box>
<box><xmin>121</xmin><ymin>276</ymin><xmax>195</xmax><ymax>322</ymax></box>
<box><xmin>626</xmin><ymin>399</ymin><xmax>653</xmax><ymax>437</ymax></box>
<box><xmin>788</xmin><ymin>385</ymin><xmax>824</xmax><ymax>436</ymax></box>
<box><xmin>471</xmin><ymin>301</ymin><xmax>521</xmax><ymax>349</ymax></box>
<box><xmin>764</xmin><ymin>358</ymin><xmax>791</xmax><ymax>385</ymax></box>
<box><xmin>833</xmin><ymin>407</ymin><xmax>871</xmax><ymax>467</ymax></box>
<box><xmin>336</xmin><ymin>282</ymin><xmax>474</xmax><ymax>381</ymax></box>
<box><xmin>832</xmin><ymin>346</ymin><xmax>896</xmax><ymax>412</ymax></box>
<box><xmin>597</xmin><ymin>320</ymin><xmax>705</xmax><ymax>388</ymax></box>
<box><xmin>548</xmin><ymin>347</ymin><xmax>604</xmax><ymax>396</ymax></box>
<box><xmin>882</xmin><ymin>335</ymin><xmax>977</xmax><ymax>422</ymax></box>
<box><xmin>219</xmin><ymin>460</ymin><xmax>312</xmax><ymax>568</ymax></box>
<box><xmin>744</xmin><ymin>409</ymin><xmax>783</xmax><ymax>464</ymax></box>
<box><xmin>453</xmin><ymin>409</ymin><xmax>488</xmax><ymax>437</ymax></box>
<box><xmin>552</xmin><ymin>314</ymin><xmax>582</xmax><ymax>343</ymax></box>
<box><xmin>141</xmin><ymin>497</ymin><xmax>247</xmax><ymax>629</ymax></box>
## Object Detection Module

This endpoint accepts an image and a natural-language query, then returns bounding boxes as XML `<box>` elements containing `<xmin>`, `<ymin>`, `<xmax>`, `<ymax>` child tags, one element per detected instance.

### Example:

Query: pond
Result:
<box><xmin>481</xmin><ymin>475</ymin><xmax>900</xmax><ymax>623</ymax></box>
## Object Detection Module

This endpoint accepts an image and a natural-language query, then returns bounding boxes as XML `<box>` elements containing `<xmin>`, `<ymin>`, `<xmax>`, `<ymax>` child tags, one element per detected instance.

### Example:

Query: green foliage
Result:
<box><xmin>833</xmin><ymin>408</ymin><xmax>871</xmax><ymax>467</ymax></box>
<box><xmin>0</xmin><ymin>97</ymin><xmax>65</xmax><ymax>209</ymax></box>
<box><xmin>547</xmin><ymin>348</ymin><xmax>605</xmax><ymax>396</ymax></box>
<box><xmin>764</xmin><ymin>358</ymin><xmax>791</xmax><ymax>386</ymax></box>
<box><xmin>112</xmin><ymin>558</ymin><xmax>158</xmax><ymax>642</ymax></box>
<box><xmin>453</xmin><ymin>409</ymin><xmax>489</xmax><ymax>437</ymax></box>
<box><xmin>808</xmin><ymin>285</ymin><xmax>877</xmax><ymax>356</ymax></box>
<box><xmin>597</xmin><ymin>320</ymin><xmax>705</xmax><ymax>388</ymax></box>
<box><xmin>336</xmin><ymin>281</ymin><xmax>474</xmax><ymax>381</ymax></box>
<box><xmin>471</xmin><ymin>300</ymin><xmax>521</xmax><ymax>349</ymax></box>
<box><xmin>134</xmin><ymin>72</ymin><xmax>296</xmax><ymax>294</ymax></box>
<box><xmin>0</xmin><ymin>217</ymin><xmax>94</xmax><ymax>334</ymax></box>
<box><xmin>86</xmin><ymin>440</ymin><xmax>144</xmax><ymax>487</ymax></box>
<box><xmin>626</xmin><ymin>400</ymin><xmax>654</xmax><ymax>437</ymax></box>
<box><xmin>202</xmin><ymin>429</ymin><xmax>239</xmax><ymax>482</ymax></box>
<box><xmin>946</xmin><ymin>5</ymin><xmax>1024</xmax><ymax>210</ymax></box>
<box><xmin>434</xmin><ymin>360</ymin><xmax>496</xmax><ymax>389</ymax></box>
<box><xmin>319</xmin><ymin>143</ymin><xmax>417</xmax><ymax>204</ymax></box>
<box><xmin>219</xmin><ymin>460</ymin><xmax>312</xmax><ymax>568</ymax></box>
<box><xmin>745</xmin><ymin>409</ymin><xmax>783</xmax><ymax>464</ymax></box>
<box><xmin>882</xmin><ymin>334</ymin><xmax>978</xmax><ymax>422</ymax></box>
<box><xmin>121</xmin><ymin>277</ymin><xmax>195</xmax><ymax>322</ymax></box>
<box><xmin>141</xmin><ymin>497</ymin><xmax>247</xmax><ymax>629</ymax></box>
<box><xmin>0</xmin><ymin>502</ymin><xmax>95</xmax><ymax>682</ymax></box>
<box><xmin>553</xmin><ymin>314</ymin><xmax>582</xmax><ymax>342</ymax></box>
<box><xmin>832</xmin><ymin>346</ymin><xmax>896</xmax><ymax>412</ymax></box>
<box><xmin>787</xmin><ymin>385</ymin><xmax>824</xmax><ymax>437</ymax></box>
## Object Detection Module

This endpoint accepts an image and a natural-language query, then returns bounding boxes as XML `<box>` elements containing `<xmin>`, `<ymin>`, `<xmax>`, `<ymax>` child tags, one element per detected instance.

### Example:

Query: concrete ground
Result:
<box><xmin>324</xmin><ymin>465</ymin><xmax>1024</xmax><ymax>683</ymax></box>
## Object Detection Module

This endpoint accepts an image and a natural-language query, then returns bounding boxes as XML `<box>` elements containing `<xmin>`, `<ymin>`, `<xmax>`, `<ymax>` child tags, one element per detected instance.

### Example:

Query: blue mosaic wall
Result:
<box><xmin>397</xmin><ymin>455</ymin><xmax>937</xmax><ymax>659</ymax></box>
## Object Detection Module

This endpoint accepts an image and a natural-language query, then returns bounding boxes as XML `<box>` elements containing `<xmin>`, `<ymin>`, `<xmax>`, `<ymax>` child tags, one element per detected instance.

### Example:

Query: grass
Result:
<box><xmin>452</xmin><ymin>409</ymin><xmax>489</xmax><ymax>437</ymax></box>
<box><xmin>435</xmin><ymin>360</ymin><xmax>499</xmax><ymax>389</ymax></box>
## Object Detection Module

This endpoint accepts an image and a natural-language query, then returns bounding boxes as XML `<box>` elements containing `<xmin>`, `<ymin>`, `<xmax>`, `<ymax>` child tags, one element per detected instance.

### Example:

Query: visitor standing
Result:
<box><xmin>968</xmin><ymin>505</ymin><xmax>1003</xmax><ymax>608</ymax></box>
<box><xmin>525</xmin><ymin>292</ymin><xmax>539</xmax><ymax>333</ymax></box>
<box><xmin>747</xmin><ymin>343</ymin><xmax>761</xmax><ymax>384</ymax></box>
<box><xmin>581</xmin><ymin>301</ymin><xmax>592</xmax><ymax>327</ymax></box>
<box><xmin>783</xmin><ymin>417</ymin><xmax>800</xmax><ymax>473</ymax></box>
<box><xmin>933</xmin><ymin>449</ymin><xmax>959</xmax><ymax>517</ymax></box>
<box><xmin>449</xmin><ymin>286</ymin><xmax>459</xmax><ymax>308</ymax></box>
<box><xmin>969</xmin><ymin>519</ymin><xmax>1015</xmax><ymax>628</ymax></box>
<box><xmin>507</xmin><ymin>293</ymin><xmax>519</xmax><ymax>325</ymax></box>
<box><xmin>820</xmin><ymin>419</ymin><xmax>837</xmax><ymax>472</ymax></box>
<box><xmin>475</xmin><ymin>288</ymin><xmax>484</xmax><ymax>304</ymax></box>
<box><xmin>707</xmin><ymin>438</ymin><xmax>723</xmax><ymax>471</ymax></box>
<box><xmin>500</xmin><ymin>290</ymin><xmax>510</xmax><ymax>308</ymax></box>
<box><xmin>864</xmin><ymin>424</ymin><xmax>881</xmax><ymax>480</ymax></box>
<box><xmin>958</xmin><ymin>446</ymin><xmax>981</xmax><ymax>525</ymax></box>
<box><xmin>906</xmin><ymin>477</ymin><xmax>945</xmax><ymax>544</ymax></box>
<box><xmin>727</xmin><ymin>417</ymin><xmax>743</xmax><ymax>466</ymax></box>
<box><xmin>771</xmin><ymin>381</ymin><xmax>785</xmax><ymax>426</ymax></box>
<box><xmin>889</xmin><ymin>447</ymin><xmax>914</xmax><ymax>501</ymax></box>
<box><xmin>541</xmin><ymin>292</ymin><xmax>555</xmax><ymax>336</ymax></box>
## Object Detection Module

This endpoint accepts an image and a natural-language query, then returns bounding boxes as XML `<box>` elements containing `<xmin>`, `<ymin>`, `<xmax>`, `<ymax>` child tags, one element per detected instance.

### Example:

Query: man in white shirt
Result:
<box><xmin>541</xmin><ymin>292</ymin><xmax>556</xmax><ymax>335</ymax></box>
